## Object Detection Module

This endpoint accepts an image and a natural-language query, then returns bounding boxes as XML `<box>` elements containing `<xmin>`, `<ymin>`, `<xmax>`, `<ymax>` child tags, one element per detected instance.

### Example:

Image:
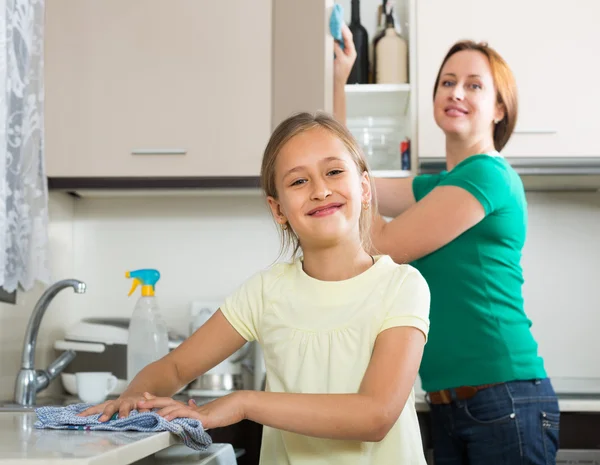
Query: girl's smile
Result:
<box><xmin>307</xmin><ymin>202</ymin><xmax>344</xmax><ymax>217</ymax></box>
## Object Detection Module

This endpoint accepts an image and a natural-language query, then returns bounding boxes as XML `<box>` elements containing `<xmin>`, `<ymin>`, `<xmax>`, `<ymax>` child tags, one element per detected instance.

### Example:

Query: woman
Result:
<box><xmin>334</xmin><ymin>25</ymin><xmax>559</xmax><ymax>465</ymax></box>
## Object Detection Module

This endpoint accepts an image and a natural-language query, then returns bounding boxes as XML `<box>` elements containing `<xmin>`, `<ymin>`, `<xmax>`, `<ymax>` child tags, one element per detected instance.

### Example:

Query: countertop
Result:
<box><xmin>1</xmin><ymin>391</ymin><xmax>597</xmax><ymax>464</ymax></box>
<box><xmin>0</xmin><ymin>412</ymin><xmax>177</xmax><ymax>465</ymax></box>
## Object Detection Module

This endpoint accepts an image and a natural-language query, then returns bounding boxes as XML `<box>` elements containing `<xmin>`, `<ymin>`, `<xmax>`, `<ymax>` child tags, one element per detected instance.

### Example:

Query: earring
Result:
<box><xmin>362</xmin><ymin>201</ymin><xmax>370</xmax><ymax>210</ymax></box>
<box><xmin>281</xmin><ymin>222</ymin><xmax>288</xmax><ymax>230</ymax></box>
<box><xmin>494</xmin><ymin>118</ymin><xmax>501</xmax><ymax>124</ymax></box>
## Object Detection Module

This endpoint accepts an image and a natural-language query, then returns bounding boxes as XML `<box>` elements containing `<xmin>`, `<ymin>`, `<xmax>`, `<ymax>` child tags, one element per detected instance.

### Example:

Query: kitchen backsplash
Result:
<box><xmin>69</xmin><ymin>192</ymin><xmax>280</xmax><ymax>334</ymax></box>
<box><xmin>0</xmin><ymin>190</ymin><xmax>599</xmax><ymax>399</ymax></box>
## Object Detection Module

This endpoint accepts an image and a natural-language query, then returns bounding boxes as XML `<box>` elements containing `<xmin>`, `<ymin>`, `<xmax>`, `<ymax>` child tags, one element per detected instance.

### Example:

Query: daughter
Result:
<box><xmin>80</xmin><ymin>112</ymin><xmax>431</xmax><ymax>465</ymax></box>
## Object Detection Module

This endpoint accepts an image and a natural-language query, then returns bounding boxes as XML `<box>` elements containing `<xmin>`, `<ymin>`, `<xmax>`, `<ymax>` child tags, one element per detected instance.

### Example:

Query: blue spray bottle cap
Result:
<box><xmin>125</xmin><ymin>269</ymin><xmax>160</xmax><ymax>297</ymax></box>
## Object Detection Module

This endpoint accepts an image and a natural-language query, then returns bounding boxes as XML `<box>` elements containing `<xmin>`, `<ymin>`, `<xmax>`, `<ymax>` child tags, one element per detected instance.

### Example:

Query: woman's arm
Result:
<box><xmin>371</xmin><ymin>185</ymin><xmax>485</xmax><ymax>264</ymax></box>
<box><xmin>331</xmin><ymin>28</ymin><xmax>415</xmax><ymax>219</ymax></box>
<box><xmin>333</xmin><ymin>24</ymin><xmax>356</xmax><ymax>125</ymax></box>
<box><xmin>243</xmin><ymin>326</ymin><xmax>424</xmax><ymax>441</ymax></box>
<box><xmin>374</xmin><ymin>177</ymin><xmax>416</xmax><ymax>218</ymax></box>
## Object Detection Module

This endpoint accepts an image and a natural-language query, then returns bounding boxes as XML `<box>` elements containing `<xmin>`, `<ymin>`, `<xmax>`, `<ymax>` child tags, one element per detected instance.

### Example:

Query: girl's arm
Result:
<box><xmin>129</xmin><ymin>310</ymin><xmax>245</xmax><ymax>394</ymax></box>
<box><xmin>161</xmin><ymin>310</ymin><xmax>247</xmax><ymax>388</ymax></box>
<box><xmin>243</xmin><ymin>325</ymin><xmax>425</xmax><ymax>441</ymax></box>
<box><xmin>80</xmin><ymin>310</ymin><xmax>246</xmax><ymax>420</ymax></box>
<box><xmin>145</xmin><ymin>324</ymin><xmax>425</xmax><ymax>442</ymax></box>
<box><xmin>370</xmin><ymin>185</ymin><xmax>485</xmax><ymax>264</ymax></box>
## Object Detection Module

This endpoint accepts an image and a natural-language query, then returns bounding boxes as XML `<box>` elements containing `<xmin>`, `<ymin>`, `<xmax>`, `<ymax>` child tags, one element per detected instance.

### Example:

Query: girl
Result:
<box><xmin>81</xmin><ymin>112</ymin><xmax>431</xmax><ymax>465</ymax></box>
<box><xmin>334</xmin><ymin>26</ymin><xmax>559</xmax><ymax>465</ymax></box>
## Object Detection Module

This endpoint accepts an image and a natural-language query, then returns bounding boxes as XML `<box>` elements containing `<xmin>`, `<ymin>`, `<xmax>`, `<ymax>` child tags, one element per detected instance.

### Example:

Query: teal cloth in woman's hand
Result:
<box><xmin>329</xmin><ymin>4</ymin><xmax>345</xmax><ymax>50</ymax></box>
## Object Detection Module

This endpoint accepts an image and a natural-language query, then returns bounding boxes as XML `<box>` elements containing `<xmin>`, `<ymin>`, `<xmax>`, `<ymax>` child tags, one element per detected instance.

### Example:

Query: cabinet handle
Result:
<box><xmin>513</xmin><ymin>129</ymin><xmax>557</xmax><ymax>135</ymax></box>
<box><xmin>131</xmin><ymin>149</ymin><xmax>187</xmax><ymax>155</ymax></box>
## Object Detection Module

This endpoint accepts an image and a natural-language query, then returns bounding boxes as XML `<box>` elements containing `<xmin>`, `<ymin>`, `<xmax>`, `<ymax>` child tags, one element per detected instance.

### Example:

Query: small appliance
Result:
<box><xmin>53</xmin><ymin>317</ymin><xmax>185</xmax><ymax>396</ymax></box>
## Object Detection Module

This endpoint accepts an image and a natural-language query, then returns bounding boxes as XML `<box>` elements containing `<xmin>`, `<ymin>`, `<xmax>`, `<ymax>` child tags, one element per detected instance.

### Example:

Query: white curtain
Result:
<box><xmin>0</xmin><ymin>0</ymin><xmax>49</xmax><ymax>292</ymax></box>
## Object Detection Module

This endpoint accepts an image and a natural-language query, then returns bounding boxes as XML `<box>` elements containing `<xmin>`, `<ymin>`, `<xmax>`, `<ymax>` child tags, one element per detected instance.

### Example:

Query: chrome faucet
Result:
<box><xmin>14</xmin><ymin>279</ymin><xmax>86</xmax><ymax>406</ymax></box>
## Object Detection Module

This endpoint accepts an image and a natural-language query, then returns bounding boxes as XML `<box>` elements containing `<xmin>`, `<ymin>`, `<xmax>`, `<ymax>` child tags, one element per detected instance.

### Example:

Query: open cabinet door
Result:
<box><xmin>272</xmin><ymin>0</ymin><xmax>334</xmax><ymax>129</ymax></box>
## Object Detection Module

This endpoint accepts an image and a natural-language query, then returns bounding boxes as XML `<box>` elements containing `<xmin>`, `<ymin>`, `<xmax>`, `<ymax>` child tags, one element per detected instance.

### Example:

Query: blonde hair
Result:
<box><xmin>260</xmin><ymin>112</ymin><xmax>376</xmax><ymax>260</ymax></box>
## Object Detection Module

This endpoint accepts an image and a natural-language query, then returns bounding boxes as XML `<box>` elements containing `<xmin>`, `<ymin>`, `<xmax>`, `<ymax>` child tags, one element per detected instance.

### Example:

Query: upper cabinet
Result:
<box><xmin>45</xmin><ymin>0</ymin><xmax>272</xmax><ymax>178</ymax></box>
<box><xmin>417</xmin><ymin>0</ymin><xmax>600</xmax><ymax>158</ymax></box>
<box><xmin>274</xmin><ymin>0</ymin><xmax>418</xmax><ymax>177</ymax></box>
<box><xmin>47</xmin><ymin>0</ymin><xmax>597</xmax><ymax>185</ymax></box>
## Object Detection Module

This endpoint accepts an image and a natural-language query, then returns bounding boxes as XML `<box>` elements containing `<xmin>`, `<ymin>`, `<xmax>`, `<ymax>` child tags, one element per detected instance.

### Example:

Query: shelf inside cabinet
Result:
<box><xmin>345</xmin><ymin>83</ymin><xmax>413</xmax><ymax>173</ymax></box>
<box><xmin>371</xmin><ymin>170</ymin><xmax>412</xmax><ymax>178</ymax></box>
<box><xmin>345</xmin><ymin>84</ymin><xmax>411</xmax><ymax>119</ymax></box>
<box><xmin>345</xmin><ymin>84</ymin><xmax>411</xmax><ymax>94</ymax></box>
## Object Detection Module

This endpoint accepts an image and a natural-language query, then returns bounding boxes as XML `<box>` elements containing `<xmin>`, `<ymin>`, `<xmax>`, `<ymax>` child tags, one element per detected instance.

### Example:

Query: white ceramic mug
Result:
<box><xmin>75</xmin><ymin>372</ymin><xmax>118</xmax><ymax>404</ymax></box>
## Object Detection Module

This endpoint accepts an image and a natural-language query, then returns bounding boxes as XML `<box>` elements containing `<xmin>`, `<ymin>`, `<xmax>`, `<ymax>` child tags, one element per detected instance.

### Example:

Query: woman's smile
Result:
<box><xmin>444</xmin><ymin>104</ymin><xmax>469</xmax><ymax>117</ymax></box>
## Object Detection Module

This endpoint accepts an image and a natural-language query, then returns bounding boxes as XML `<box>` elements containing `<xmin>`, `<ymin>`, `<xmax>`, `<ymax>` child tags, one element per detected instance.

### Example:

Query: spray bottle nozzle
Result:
<box><xmin>125</xmin><ymin>269</ymin><xmax>160</xmax><ymax>297</ymax></box>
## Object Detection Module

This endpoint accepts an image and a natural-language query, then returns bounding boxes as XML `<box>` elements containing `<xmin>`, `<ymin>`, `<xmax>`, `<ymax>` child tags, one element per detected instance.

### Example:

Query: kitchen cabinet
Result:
<box><xmin>416</xmin><ymin>0</ymin><xmax>600</xmax><ymax>159</ymax></box>
<box><xmin>272</xmin><ymin>0</ymin><xmax>334</xmax><ymax>131</ymax></box>
<box><xmin>45</xmin><ymin>0</ymin><xmax>271</xmax><ymax>179</ymax></box>
<box><xmin>273</xmin><ymin>0</ymin><xmax>418</xmax><ymax>177</ymax></box>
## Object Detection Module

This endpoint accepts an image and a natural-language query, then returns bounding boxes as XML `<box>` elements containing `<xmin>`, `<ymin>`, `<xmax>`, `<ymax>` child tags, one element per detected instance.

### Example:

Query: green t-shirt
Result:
<box><xmin>412</xmin><ymin>154</ymin><xmax>546</xmax><ymax>392</ymax></box>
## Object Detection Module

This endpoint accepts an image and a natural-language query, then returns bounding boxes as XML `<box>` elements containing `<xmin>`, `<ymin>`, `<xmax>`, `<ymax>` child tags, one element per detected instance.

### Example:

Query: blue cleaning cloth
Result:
<box><xmin>35</xmin><ymin>403</ymin><xmax>212</xmax><ymax>451</ymax></box>
<box><xmin>329</xmin><ymin>4</ymin><xmax>345</xmax><ymax>50</ymax></box>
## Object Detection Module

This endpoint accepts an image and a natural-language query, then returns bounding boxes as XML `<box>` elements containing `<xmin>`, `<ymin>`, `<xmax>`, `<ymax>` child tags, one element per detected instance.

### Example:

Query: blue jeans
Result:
<box><xmin>427</xmin><ymin>378</ymin><xmax>560</xmax><ymax>465</ymax></box>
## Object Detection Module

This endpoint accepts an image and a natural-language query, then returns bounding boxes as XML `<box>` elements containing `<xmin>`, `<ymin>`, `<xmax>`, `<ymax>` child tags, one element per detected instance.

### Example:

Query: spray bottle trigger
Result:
<box><xmin>128</xmin><ymin>278</ymin><xmax>141</xmax><ymax>296</ymax></box>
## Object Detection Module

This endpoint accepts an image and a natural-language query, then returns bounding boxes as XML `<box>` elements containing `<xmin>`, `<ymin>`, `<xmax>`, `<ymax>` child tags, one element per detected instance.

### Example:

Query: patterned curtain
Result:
<box><xmin>0</xmin><ymin>0</ymin><xmax>49</xmax><ymax>292</ymax></box>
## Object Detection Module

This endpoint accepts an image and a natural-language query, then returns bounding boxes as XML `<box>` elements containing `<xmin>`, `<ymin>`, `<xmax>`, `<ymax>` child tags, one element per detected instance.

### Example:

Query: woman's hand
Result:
<box><xmin>77</xmin><ymin>392</ymin><xmax>152</xmax><ymax>422</ymax></box>
<box><xmin>137</xmin><ymin>391</ymin><xmax>248</xmax><ymax>430</ymax></box>
<box><xmin>334</xmin><ymin>24</ymin><xmax>357</xmax><ymax>85</ymax></box>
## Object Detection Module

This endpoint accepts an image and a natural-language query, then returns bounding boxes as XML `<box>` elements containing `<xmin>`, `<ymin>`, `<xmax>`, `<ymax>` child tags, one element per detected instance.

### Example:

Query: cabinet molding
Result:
<box><xmin>47</xmin><ymin>177</ymin><xmax>261</xmax><ymax>191</ymax></box>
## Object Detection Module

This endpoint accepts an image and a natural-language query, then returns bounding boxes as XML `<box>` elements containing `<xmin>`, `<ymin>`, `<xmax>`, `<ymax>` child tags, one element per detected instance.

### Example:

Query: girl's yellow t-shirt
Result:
<box><xmin>220</xmin><ymin>255</ymin><xmax>430</xmax><ymax>465</ymax></box>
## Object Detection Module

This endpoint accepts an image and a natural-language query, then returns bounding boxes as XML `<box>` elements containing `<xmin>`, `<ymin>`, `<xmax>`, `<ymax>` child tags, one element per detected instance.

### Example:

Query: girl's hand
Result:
<box><xmin>77</xmin><ymin>392</ymin><xmax>152</xmax><ymax>422</ymax></box>
<box><xmin>137</xmin><ymin>391</ymin><xmax>247</xmax><ymax>430</ymax></box>
<box><xmin>334</xmin><ymin>24</ymin><xmax>357</xmax><ymax>85</ymax></box>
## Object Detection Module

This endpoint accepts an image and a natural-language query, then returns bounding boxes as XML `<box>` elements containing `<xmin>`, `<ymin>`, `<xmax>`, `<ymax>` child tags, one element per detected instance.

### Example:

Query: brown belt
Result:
<box><xmin>427</xmin><ymin>383</ymin><xmax>504</xmax><ymax>405</ymax></box>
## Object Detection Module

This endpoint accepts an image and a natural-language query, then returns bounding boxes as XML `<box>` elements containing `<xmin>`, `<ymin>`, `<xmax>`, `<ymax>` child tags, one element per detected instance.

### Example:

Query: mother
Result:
<box><xmin>334</xmin><ymin>26</ymin><xmax>560</xmax><ymax>464</ymax></box>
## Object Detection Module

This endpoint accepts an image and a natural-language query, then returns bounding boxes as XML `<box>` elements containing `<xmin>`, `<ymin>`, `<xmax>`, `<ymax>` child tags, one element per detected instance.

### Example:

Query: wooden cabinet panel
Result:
<box><xmin>45</xmin><ymin>0</ymin><xmax>271</xmax><ymax>178</ymax></box>
<box><xmin>272</xmin><ymin>0</ymin><xmax>333</xmax><ymax>129</ymax></box>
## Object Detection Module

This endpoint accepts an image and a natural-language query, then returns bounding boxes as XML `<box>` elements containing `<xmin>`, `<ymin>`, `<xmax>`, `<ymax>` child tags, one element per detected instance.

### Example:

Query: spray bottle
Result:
<box><xmin>125</xmin><ymin>269</ymin><xmax>169</xmax><ymax>383</ymax></box>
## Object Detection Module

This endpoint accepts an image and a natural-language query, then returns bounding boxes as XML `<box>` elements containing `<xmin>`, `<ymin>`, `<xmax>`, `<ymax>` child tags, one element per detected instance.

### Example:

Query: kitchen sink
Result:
<box><xmin>0</xmin><ymin>395</ymin><xmax>79</xmax><ymax>412</ymax></box>
<box><xmin>0</xmin><ymin>403</ymin><xmax>37</xmax><ymax>413</ymax></box>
